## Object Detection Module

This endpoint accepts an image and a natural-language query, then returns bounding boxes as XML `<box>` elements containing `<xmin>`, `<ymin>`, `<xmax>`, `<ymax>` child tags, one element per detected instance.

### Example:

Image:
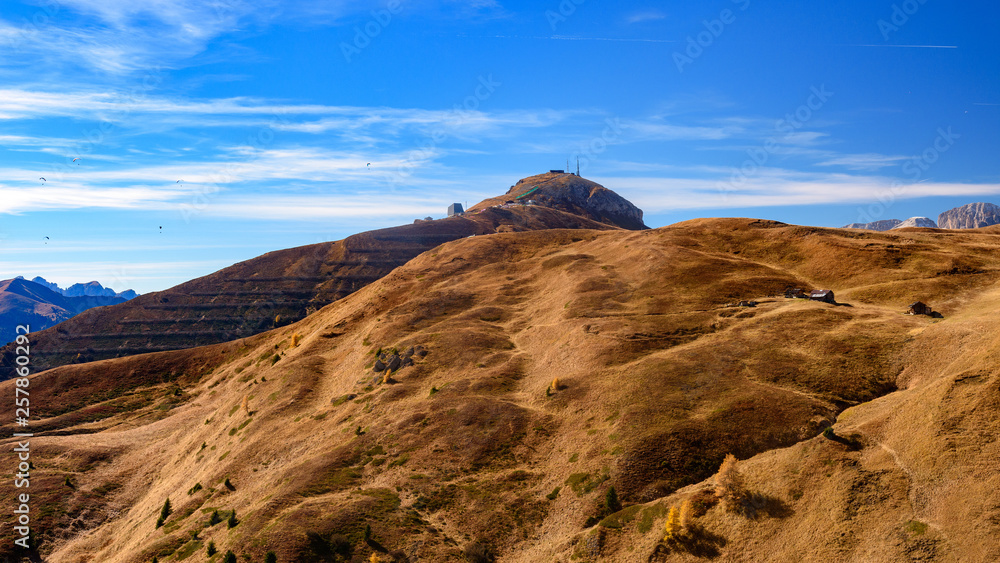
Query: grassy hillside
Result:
<box><xmin>1</xmin><ymin>220</ymin><xmax>998</xmax><ymax>562</ymax></box>
<box><xmin>0</xmin><ymin>199</ymin><xmax>621</xmax><ymax>380</ymax></box>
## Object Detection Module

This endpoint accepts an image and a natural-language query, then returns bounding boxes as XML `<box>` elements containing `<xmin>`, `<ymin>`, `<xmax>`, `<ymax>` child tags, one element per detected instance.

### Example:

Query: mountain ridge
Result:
<box><xmin>0</xmin><ymin>173</ymin><xmax>642</xmax><ymax>379</ymax></box>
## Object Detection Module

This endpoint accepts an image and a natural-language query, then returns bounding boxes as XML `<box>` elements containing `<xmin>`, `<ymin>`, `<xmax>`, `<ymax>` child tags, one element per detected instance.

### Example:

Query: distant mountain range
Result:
<box><xmin>844</xmin><ymin>202</ymin><xmax>1000</xmax><ymax>231</ymax></box>
<box><xmin>28</xmin><ymin>276</ymin><xmax>138</xmax><ymax>299</ymax></box>
<box><xmin>0</xmin><ymin>277</ymin><xmax>138</xmax><ymax>346</ymax></box>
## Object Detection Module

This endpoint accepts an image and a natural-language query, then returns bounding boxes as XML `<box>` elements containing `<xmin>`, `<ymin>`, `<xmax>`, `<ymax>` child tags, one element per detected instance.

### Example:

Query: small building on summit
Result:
<box><xmin>908</xmin><ymin>301</ymin><xmax>932</xmax><ymax>315</ymax></box>
<box><xmin>549</xmin><ymin>169</ymin><xmax>565</xmax><ymax>174</ymax></box>
<box><xmin>447</xmin><ymin>203</ymin><xmax>464</xmax><ymax>217</ymax></box>
<box><xmin>809</xmin><ymin>289</ymin><xmax>835</xmax><ymax>303</ymax></box>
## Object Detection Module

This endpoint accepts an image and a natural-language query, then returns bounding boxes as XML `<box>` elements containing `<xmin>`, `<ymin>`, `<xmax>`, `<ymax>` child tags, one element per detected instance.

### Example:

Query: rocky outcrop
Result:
<box><xmin>472</xmin><ymin>172</ymin><xmax>648</xmax><ymax>230</ymax></box>
<box><xmin>891</xmin><ymin>217</ymin><xmax>937</xmax><ymax>229</ymax></box>
<box><xmin>937</xmin><ymin>202</ymin><xmax>1000</xmax><ymax>230</ymax></box>
<box><xmin>842</xmin><ymin>219</ymin><xmax>902</xmax><ymax>231</ymax></box>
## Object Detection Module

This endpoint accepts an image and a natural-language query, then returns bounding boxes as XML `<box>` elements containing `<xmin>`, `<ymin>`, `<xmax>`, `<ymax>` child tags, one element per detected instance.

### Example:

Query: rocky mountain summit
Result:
<box><xmin>30</xmin><ymin>276</ymin><xmax>138</xmax><ymax>299</ymax></box>
<box><xmin>892</xmin><ymin>216</ymin><xmax>937</xmax><ymax>229</ymax></box>
<box><xmin>937</xmin><ymin>202</ymin><xmax>1000</xmax><ymax>230</ymax></box>
<box><xmin>842</xmin><ymin>219</ymin><xmax>902</xmax><ymax>231</ymax></box>
<box><xmin>470</xmin><ymin>172</ymin><xmax>648</xmax><ymax>230</ymax></box>
<box><xmin>845</xmin><ymin>202</ymin><xmax>1000</xmax><ymax>231</ymax></box>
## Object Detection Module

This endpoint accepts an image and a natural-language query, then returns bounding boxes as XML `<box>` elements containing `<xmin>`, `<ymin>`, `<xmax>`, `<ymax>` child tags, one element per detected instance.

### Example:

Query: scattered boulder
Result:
<box><xmin>386</xmin><ymin>355</ymin><xmax>402</xmax><ymax>372</ymax></box>
<box><xmin>373</xmin><ymin>359</ymin><xmax>386</xmax><ymax>373</ymax></box>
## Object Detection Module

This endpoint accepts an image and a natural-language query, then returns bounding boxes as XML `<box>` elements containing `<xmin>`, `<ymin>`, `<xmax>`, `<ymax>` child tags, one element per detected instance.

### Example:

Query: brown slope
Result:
<box><xmin>0</xmin><ymin>190</ymin><xmax>624</xmax><ymax>380</ymax></box>
<box><xmin>2</xmin><ymin>219</ymin><xmax>999</xmax><ymax>562</ymax></box>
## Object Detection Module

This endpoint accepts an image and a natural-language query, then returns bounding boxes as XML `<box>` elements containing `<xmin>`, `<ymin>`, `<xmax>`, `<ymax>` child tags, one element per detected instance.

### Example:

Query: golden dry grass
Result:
<box><xmin>1</xmin><ymin>219</ymin><xmax>999</xmax><ymax>562</ymax></box>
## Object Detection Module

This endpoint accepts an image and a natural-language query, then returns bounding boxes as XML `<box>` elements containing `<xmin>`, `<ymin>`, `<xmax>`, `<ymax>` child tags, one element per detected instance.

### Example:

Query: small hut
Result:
<box><xmin>809</xmin><ymin>289</ymin><xmax>835</xmax><ymax>303</ymax></box>
<box><xmin>907</xmin><ymin>301</ymin><xmax>932</xmax><ymax>315</ymax></box>
<box><xmin>784</xmin><ymin>288</ymin><xmax>805</xmax><ymax>299</ymax></box>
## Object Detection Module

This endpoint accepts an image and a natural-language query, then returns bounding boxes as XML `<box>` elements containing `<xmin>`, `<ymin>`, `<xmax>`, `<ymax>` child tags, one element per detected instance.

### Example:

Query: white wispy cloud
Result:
<box><xmin>818</xmin><ymin>153</ymin><xmax>909</xmax><ymax>170</ymax></box>
<box><xmin>597</xmin><ymin>171</ymin><xmax>1000</xmax><ymax>212</ymax></box>
<box><xmin>625</xmin><ymin>10</ymin><xmax>667</xmax><ymax>24</ymax></box>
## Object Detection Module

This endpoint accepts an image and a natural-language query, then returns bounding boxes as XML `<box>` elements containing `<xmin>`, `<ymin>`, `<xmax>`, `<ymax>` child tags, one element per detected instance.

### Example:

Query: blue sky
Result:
<box><xmin>0</xmin><ymin>0</ymin><xmax>997</xmax><ymax>293</ymax></box>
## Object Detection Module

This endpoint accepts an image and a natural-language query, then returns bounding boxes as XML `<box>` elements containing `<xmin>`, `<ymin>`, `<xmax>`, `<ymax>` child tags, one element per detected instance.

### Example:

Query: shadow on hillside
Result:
<box><xmin>823</xmin><ymin>428</ymin><xmax>864</xmax><ymax>451</ymax></box>
<box><xmin>739</xmin><ymin>493</ymin><xmax>795</xmax><ymax>520</ymax></box>
<box><xmin>649</xmin><ymin>526</ymin><xmax>727</xmax><ymax>560</ymax></box>
<box><xmin>833</xmin><ymin>302</ymin><xmax>853</xmax><ymax>307</ymax></box>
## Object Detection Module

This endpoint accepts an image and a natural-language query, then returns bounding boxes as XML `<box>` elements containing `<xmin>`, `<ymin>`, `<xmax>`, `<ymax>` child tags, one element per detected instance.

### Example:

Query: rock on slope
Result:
<box><xmin>842</xmin><ymin>219</ymin><xmax>902</xmax><ymax>231</ymax></box>
<box><xmin>3</xmin><ymin>219</ymin><xmax>1000</xmax><ymax>562</ymax></box>
<box><xmin>0</xmin><ymin>174</ymin><xmax>642</xmax><ymax>379</ymax></box>
<box><xmin>891</xmin><ymin>216</ymin><xmax>937</xmax><ymax>229</ymax></box>
<box><xmin>937</xmin><ymin>202</ymin><xmax>1000</xmax><ymax>229</ymax></box>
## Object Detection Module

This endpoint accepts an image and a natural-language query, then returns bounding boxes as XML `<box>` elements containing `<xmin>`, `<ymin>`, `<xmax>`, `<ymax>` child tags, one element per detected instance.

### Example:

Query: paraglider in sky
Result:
<box><xmin>366</xmin><ymin>163</ymin><xmax>371</xmax><ymax>169</ymax></box>
<box><xmin>176</xmin><ymin>179</ymin><xmax>183</xmax><ymax>183</ymax></box>
<box><xmin>43</xmin><ymin>236</ymin><xmax>49</xmax><ymax>244</ymax></box>
<box><xmin>72</xmin><ymin>158</ymin><xmax>80</xmax><ymax>164</ymax></box>
<box><xmin>39</xmin><ymin>177</ymin><xmax>46</xmax><ymax>182</ymax></box>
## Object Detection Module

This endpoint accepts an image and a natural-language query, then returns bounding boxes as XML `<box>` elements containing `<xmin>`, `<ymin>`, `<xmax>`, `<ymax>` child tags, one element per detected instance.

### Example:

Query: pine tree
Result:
<box><xmin>265</xmin><ymin>552</ymin><xmax>277</xmax><ymax>563</ymax></box>
<box><xmin>663</xmin><ymin>506</ymin><xmax>681</xmax><ymax>541</ymax></box>
<box><xmin>224</xmin><ymin>550</ymin><xmax>237</xmax><ymax>563</ymax></box>
<box><xmin>159</xmin><ymin>498</ymin><xmax>172</xmax><ymax>521</ymax></box>
<box><xmin>227</xmin><ymin>510</ymin><xmax>238</xmax><ymax>528</ymax></box>
<box><xmin>207</xmin><ymin>541</ymin><xmax>217</xmax><ymax>556</ymax></box>
<box><xmin>604</xmin><ymin>486</ymin><xmax>621</xmax><ymax>514</ymax></box>
<box><xmin>369</xmin><ymin>554</ymin><xmax>383</xmax><ymax>563</ymax></box>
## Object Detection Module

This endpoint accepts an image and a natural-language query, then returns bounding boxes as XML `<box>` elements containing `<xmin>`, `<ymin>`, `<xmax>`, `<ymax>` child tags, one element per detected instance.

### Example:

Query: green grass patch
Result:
<box><xmin>637</xmin><ymin>504</ymin><xmax>667</xmax><ymax>534</ymax></box>
<box><xmin>904</xmin><ymin>520</ymin><xmax>929</xmax><ymax>535</ymax></box>
<box><xmin>599</xmin><ymin>505</ymin><xmax>643</xmax><ymax>529</ymax></box>
<box><xmin>388</xmin><ymin>454</ymin><xmax>409</xmax><ymax>469</ymax></box>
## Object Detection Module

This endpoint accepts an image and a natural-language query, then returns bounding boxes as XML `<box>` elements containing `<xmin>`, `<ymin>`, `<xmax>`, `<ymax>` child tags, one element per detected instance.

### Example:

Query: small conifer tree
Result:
<box><xmin>224</xmin><ymin>550</ymin><xmax>237</xmax><ymax>563</ymax></box>
<box><xmin>551</xmin><ymin>377</ymin><xmax>560</xmax><ymax>391</ymax></box>
<box><xmin>227</xmin><ymin>510</ymin><xmax>238</xmax><ymax>528</ymax></box>
<box><xmin>604</xmin><ymin>486</ymin><xmax>621</xmax><ymax>514</ymax></box>
<box><xmin>714</xmin><ymin>453</ymin><xmax>747</xmax><ymax>512</ymax></box>
<box><xmin>663</xmin><ymin>506</ymin><xmax>681</xmax><ymax>541</ymax></box>
<box><xmin>160</xmin><ymin>498</ymin><xmax>172</xmax><ymax>521</ymax></box>
<box><xmin>679</xmin><ymin>498</ymin><xmax>694</xmax><ymax>532</ymax></box>
<box><xmin>207</xmin><ymin>541</ymin><xmax>217</xmax><ymax>556</ymax></box>
<box><xmin>369</xmin><ymin>554</ymin><xmax>383</xmax><ymax>563</ymax></box>
<box><xmin>265</xmin><ymin>552</ymin><xmax>277</xmax><ymax>563</ymax></box>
